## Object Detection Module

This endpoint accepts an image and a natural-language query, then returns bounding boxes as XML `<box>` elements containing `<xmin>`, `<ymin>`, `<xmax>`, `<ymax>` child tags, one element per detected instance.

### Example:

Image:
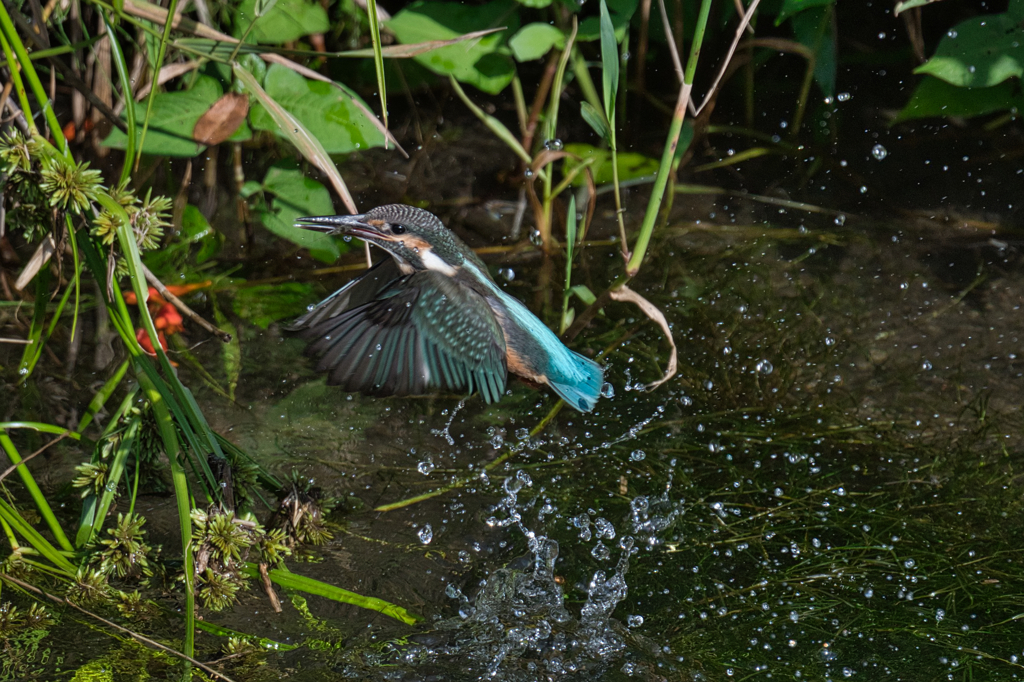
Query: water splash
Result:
<box><xmin>355</xmin><ymin>470</ymin><xmax>677</xmax><ymax>680</ymax></box>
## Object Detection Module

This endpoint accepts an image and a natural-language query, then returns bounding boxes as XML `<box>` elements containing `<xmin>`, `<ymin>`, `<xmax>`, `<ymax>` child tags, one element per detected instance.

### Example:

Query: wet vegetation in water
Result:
<box><xmin>2</xmin><ymin>0</ymin><xmax>1024</xmax><ymax>680</ymax></box>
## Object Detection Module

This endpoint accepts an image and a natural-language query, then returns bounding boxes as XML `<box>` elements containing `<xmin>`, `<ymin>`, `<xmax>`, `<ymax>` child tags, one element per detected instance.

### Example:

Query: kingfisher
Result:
<box><xmin>289</xmin><ymin>204</ymin><xmax>604</xmax><ymax>412</ymax></box>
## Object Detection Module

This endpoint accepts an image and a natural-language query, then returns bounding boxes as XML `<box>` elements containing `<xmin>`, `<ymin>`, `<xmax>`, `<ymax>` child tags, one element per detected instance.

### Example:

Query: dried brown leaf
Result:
<box><xmin>193</xmin><ymin>92</ymin><xmax>249</xmax><ymax>145</ymax></box>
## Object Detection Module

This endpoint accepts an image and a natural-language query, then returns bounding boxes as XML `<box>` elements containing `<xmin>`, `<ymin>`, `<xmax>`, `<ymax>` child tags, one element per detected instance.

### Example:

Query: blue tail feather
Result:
<box><xmin>547</xmin><ymin>350</ymin><xmax>604</xmax><ymax>412</ymax></box>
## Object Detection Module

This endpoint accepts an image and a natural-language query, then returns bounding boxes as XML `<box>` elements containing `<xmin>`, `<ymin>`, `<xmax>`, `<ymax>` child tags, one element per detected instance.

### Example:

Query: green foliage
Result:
<box><xmin>509</xmin><ymin>23</ymin><xmax>565</xmax><ymax>62</ymax></box>
<box><xmin>898</xmin><ymin>1</ymin><xmax>1024</xmax><ymax>120</ymax></box>
<box><xmin>775</xmin><ymin>0</ymin><xmax>832</xmax><ymax>25</ymax></box>
<box><xmin>575</xmin><ymin>0</ymin><xmax>636</xmax><ymax>42</ymax></box>
<box><xmin>896</xmin><ymin>74</ymin><xmax>1024</xmax><ymax>122</ymax></box>
<box><xmin>92</xmin><ymin>514</ymin><xmax>153</xmax><ymax>579</ymax></box>
<box><xmin>387</xmin><ymin>0</ymin><xmax>519</xmax><ymax>94</ymax></box>
<box><xmin>249</xmin><ymin>64</ymin><xmax>387</xmax><ymax>154</ymax></box>
<box><xmin>191</xmin><ymin>507</ymin><xmax>294</xmax><ymax>611</ymax></box>
<box><xmin>103</xmin><ymin>75</ymin><xmax>252</xmax><ymax>157</ymax></box>
<box><xmin>67</xmin><ymin>567</ymin><xmax>111</xmax><ymax>606</ymax></box>
<box><xmin>254</xmin><ymin>160</ymin><xmax>341</xmax><ymax>262</ymax></box>
<box><xmin>235</xmin><ymin>0</ymin><xmax>328</xmax><ymax>44</ymax></box>
<box><xmin>562</xmin><ymin>143</ymin><xmax>658</xmax><ymax>185</ymax></box>
<box><xmin>791</xmin><ymin>5</ymin><xmax>835</xmax><ymax>97</ymax></box>
<box><xmin>93</xmin><ymin>184</ymin><xmax>172</xmax><ymax>256</ymax></box>
<box><xmin>915</xmin><ymin>3</ymin><xmax>1024</xmax><ymax>88</ymax></box>
<box><xmin>0</xmin><ymin>132</ymin><xmax>77</xmax><ymax>240</ymax></box>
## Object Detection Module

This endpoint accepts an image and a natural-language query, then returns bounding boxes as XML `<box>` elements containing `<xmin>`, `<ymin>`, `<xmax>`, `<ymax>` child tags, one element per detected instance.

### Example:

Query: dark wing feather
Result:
<box><xmin>299</xmin><ymin>270</ymin><xmax>508</xmax><ymax>402</ymax></box>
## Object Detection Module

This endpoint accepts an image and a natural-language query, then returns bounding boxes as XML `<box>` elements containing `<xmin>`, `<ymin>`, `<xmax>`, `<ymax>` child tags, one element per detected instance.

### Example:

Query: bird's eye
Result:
<box><xmin>391</xmin><ymin>224</ymin><xmax>406</xmax><ymax>235</ymax></box>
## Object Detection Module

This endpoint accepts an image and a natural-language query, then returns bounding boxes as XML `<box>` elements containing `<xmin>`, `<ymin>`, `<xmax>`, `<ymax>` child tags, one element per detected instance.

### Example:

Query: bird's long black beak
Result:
<box><xmin>295</xmin><ymin>214</ymin><xmax>378</xmax><ymax>240</ymax></box>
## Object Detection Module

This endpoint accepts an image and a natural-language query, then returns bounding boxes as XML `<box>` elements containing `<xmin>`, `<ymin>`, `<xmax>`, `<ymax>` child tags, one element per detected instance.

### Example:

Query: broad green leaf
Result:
<box><xmin>235</xmin><ymin>0</ymin><xmax>328</xmax><ymax>44</ymax></box>
<box><xmin>792</xmin><ymin>6</ymin><xmax>835</xmax><ymax>97</ymax></box>
<box><xmin>249</xmin><ymin>64</ymin><xmax>386</xmax><ymax>154</ymax></box>
<box><xmin>387</xmin><ymin>0</ymin><xmax>519</xmax><ymax>94</ymax></box>
<box><xmin>104</xmin><ymin>76</ymin><xmax>251</xmax><ymax>157</ymax></box>
<box><xmin>580</xmin><ymin>101</ymin><xmax>610</xmax><ymax>142</ymax></box>
<box><xmin>258</xmin><ymin>161</ymin><xmax>341</xmax><ymax>262</ymax></box>
<box><xmin>914</xmin><ymin>11</ymin><xmax>1024</xmax><ymax>88</ymax></box>
<box><xmin>577</xmin><ymin>0</ymin><xmax>637</xmax><ymax>41</ymax></box>
<box><xmin>518</xmin><ymin>0</ymin><xmax>552</xmax><ymax>8</ymax></box>
<box><xmin>232</xmin><ymin>282</ymin><xmax>317</xmax><ymax>329</ymax></box>
<box><xmin>896</xmin><ymin>74</ymin><xmax>1024</xmax><ymax>122</ymax></box>
<box><xmin>510</xmin><ymin>23</ymin><xmax>564</xmax><ymax>62</ymax></box>
<box><xmin>562</xmin><ymin>143</ymin><xmax>658</xmax><ymax>186</ymax></box>
<box><xmin>775</xmin><ymin>0</ymin><xmax>832</xmax><ymax>25</ymax></box>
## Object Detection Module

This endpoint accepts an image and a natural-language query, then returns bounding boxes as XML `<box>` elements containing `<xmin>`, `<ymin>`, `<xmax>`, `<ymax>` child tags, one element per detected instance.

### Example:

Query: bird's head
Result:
<box><xmin>296</xmin><ymin>204</ymin><xmax>465</xmax><ymax>275</ymax></box>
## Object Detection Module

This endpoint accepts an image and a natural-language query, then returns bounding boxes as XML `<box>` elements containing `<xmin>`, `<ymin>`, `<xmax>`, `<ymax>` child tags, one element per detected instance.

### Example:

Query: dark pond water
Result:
<box><xmin>180</xmin><ymin>184</ymin><xmax>1024</xmax><ymax>681</ymax></box>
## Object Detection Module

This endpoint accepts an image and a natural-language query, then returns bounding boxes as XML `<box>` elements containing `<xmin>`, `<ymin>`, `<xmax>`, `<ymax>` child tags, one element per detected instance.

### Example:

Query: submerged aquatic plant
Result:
<box><xmin>191</xmin><ymin>506</ymin><xmax>293</xmax><ymax>611</ymax></box>
<box><xmin>93</xmin><ymin>513</ymin><xmax>153</xmax><ymax>579</ymax></box>
<box><xmin>67</xmin><ymin>567</ymin><xmax>111</xmax><ymax>607</ymax></box>
<box><xmin>270</xmin><ymin>476</ymin><xmax>335</xmax><ymax>548</ymax></box>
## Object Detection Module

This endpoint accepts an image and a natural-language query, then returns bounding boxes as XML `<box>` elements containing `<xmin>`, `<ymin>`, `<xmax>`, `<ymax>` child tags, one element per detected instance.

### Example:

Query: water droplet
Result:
<box><xmin>860</xmin><ymin>185</ymin><xmax>868</xmax><ymax>194</ymax></box>
<box><xmin>630</xmin><ymin>450</ymin><xmax>646</xmax><ymax>462</ymax></box>
<box><xmin>529</xmin><ymin>229</ymin><xmax>543</xmax><ymax>246</ymax></box>
<box><xmin>834</xmin><ymin>214</ymin><xmax>846</xmax><ymax>226</ymax></box>
<box><xmin>417</xmin><ymin>460</ymin><xmax>435</xmax><ymax>475</ymax></box>
<box><xmin>755</xmin><ymin>359</ymin><xmax>774</xmax><ymax>375</ymax></box>
<box><xmin>825</xmin><ymin>335</ymin><xmax>836</xmax><ymax>346</ymax></box>
<box><xmin>627</xmin><ymin>614</ymin><xmax>644</xmax><ymax>627</ymax></box>
<box><xmin>601</xmin><ymin>382</ymin><xmax>615</xmax><ymax>398</ymax></box>
<box><xmin>543</xmin><ymin>139</ymin><xmax>563</xmax><ymax>151</ymax></box>
<box><xmin>417</xmin><ymin>524</ymin><xmax>433</xmax><ymax>544</ymax></box>
<box><xmin>498</xmin><ymin>267</ymin><xmax>515</xmax><ymax>281</ymax></box>
<box><xmin>837</xmin><ymin>92</ymin><xmax>851</xmax><ymax>102</ymax></box>
<box><xmin>947</xmin><ymin>29</ymin><xmax>958</xmax><ymax>38</ymax></box>
<box><xmin>872</xmin><ymin>144</ymin><xmax>888</xmax><ymax>160</ymax></box>
<box><xmin>864</xmin><ymin>587</ymin><xmax>874</xmax><ymax>598</ymax></box>
<box><xmin>523</xmin><ymin>168</ymin><xmax>534</xmax><ymax>179</ymax></box>
<box><xmin>921</xmin><ymin>360</ymin><xmax>933</xmax><ymax>371</ymax></box>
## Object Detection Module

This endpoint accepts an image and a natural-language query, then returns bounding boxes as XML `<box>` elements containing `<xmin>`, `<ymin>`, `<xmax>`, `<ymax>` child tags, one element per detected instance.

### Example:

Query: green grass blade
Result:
<box><xmin>76</xmin><ymin>358</ymin><xmax>131</xmax><ymax>435</ymax></box>
<box><xmin>625</xmin><ymin>0</ymin><xmax>713</xmax><ymax>277</ymax></box>
<box><xmin>366</xmin><ymin>0</ymin><xmax>389</xmax><ymax>136</ymax></box>
<box><xmin>16</xmin><ymin>267</ymin><xmax>51</xmax><ymax>379</ymax></box>
<box><xmin>135</xmin><ymin>0</ymin><xmax>180</xmax><ymax>170</ymax></box>
<box><xmin>449</xmin><ymin>76</ymin><xmax>536</xmax><ymax>170</ymax></box>
<box><xmin>241</xmin><ymin>563</ymin><xmax>421</xmax><ymax>625</ymax></box>
<box><xmin>0</xmin><ymin>423</ymin><xmax>81</xmax><ymax>438</ymax></box>
<box><xmin>137</xmin><ymin>368</ymin><xmax>196</xmax><ymax>669</ymax></box>
<box><xmin>0</xmin><ymin>431</ymin><xmax>74</xmax><ymax>552</ymax></box>
<box><xmin>0</xmin><ymin>498</ymin><xmax>75</xmax><ymax>573</ymax></box>
<box><xmin>75</xmin><ymin>388</ymin><xmax>139</xmax><ymax>547</ymax></box>
<box><xmin>561</xmin><ymin>195</ymin><xmax>578</xmax><ymax>334</ymax></box>
<box><xmin>102</xmin><ymin>11</ymin><xmax>136</xmax><ymax>187</ymax></box>
<box><xmin>90</xmin><ymin>416</ymin><xmax>141</xmax><ymax>542</ymax></box>
<box><xmin>0</xmin><ymin>5</ymin><xmax>66</xmax><ymax>150</ymax></box>
<box><xmin>599</xmin><ymin>0</ymin><xmax>619</xmax><ymax>124</ymax></box>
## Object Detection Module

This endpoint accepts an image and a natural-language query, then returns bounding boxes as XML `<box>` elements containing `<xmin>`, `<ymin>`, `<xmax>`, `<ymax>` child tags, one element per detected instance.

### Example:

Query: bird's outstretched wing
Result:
<box><xmin>297</xmin><ymin>270</ymin><xmax>508</xmax><ymax>403</ymax></box>
<box><xmin>287</xmin><ymin>258</ymin><xmax>404</xmax><ymax>332</ymax></box>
